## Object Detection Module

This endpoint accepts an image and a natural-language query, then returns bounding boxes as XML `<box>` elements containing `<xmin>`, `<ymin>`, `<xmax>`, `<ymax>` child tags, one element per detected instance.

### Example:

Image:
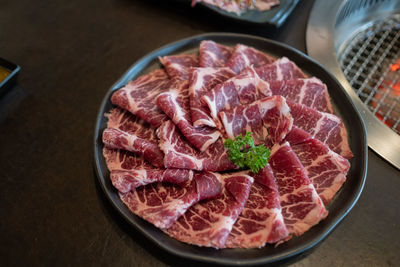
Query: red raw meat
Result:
<box><xmin>269</xmin><ymin>142</ymin><xmax>328</xmax><ymax>236</ymax></box>
<box><xmin>120</xmin><ymin>171</ymin><xmax>222</xmax><ymax>229</ymax></box>
<box><xmin>157</xmin><ymin>120</ymin><xmax>236</xmax><ymax>171</ymax></box>
<box><xmin>111</xmin><ymin>69</ymin><xmax>171</xmax><ymax>127</ymax></box>
<box><xmin>199</xmin><ymin>40</ymin><xmax>233</xmax><ymax>67</ymax></box>
<box><xmin>159</xmin><ymin>54</ymin><xmax>199</xmax><ymax>80</ymax></box>
<box><xmin>103</xmin><ymin>148</ymin><xmax>193</xmax><ymax>194</ymax></box>
<box><xmin>189</xmin><ymin>67</ymin><xmax>235</xmax><ymax>128</ymax></box>
<box><xmin>269</xmin><ymin>78</ymin><xmax>333</xmax><ymax>113</ymax></box>
<box><xmin>226</xmin><ymin>44</ymin><xmax>274</xmax><ymax>74</ymax></box>
<box><xmin>165</xmin><ymin>171</ymin><xmax>253</xmax><ymax>248</ymax></box>
<box><xmin>106</xmin><ymin>108</ymin><xmax>158</xmax><ymax>141</ymax></box>
<box><xmin>102</xmin><ymin>128</ymin><xmax>164</xmax><ymax>168</ymax></box>
<box><xmin>291</xmin><ymin>139</ymin><xmax>350</xmax><ymax>204</ymax></box>
<box><xmin>254</xmin><ymin>57</ymin><xmax>306</xmax><ymax>81</ymax></box>
<box><xmin>225</xmin><ymin>165</ymin><xmax>289</xmax><ymax>248</ymax></box>
<box><xmin>284</xmin><ymin>126</ymin><xmax>313</xmax><ymax>146</ymax></box>
<box><xmin>288</xmin><ymin>101</ymin><xmax>353</xmax><ymax>159</ymax></box>
<box><xmin>156</xmin><ymin>78</ymin><xmax>220</xmax><ymax>152</ymax></box>
<box><xmin>219</xmin><ymin>95</ymin><xmax>293</xmax><ymax>147</ymax></box>
<box><xmin>202</xmin><ymin>66</ymin><xmax>272</xmax><ymax>126</ymax></box>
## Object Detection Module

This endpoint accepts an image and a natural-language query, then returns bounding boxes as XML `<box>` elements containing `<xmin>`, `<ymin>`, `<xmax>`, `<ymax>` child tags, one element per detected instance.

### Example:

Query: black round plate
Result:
<box><xmin>93</xmin><ymin>33</ymin><xmax>367</xmax><ymax>265</ymax></box>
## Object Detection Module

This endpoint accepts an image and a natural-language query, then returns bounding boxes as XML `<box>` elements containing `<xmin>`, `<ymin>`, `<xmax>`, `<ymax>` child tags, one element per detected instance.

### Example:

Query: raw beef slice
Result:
<box><xmin>157</xmin><ymin>120</ymin><xmax>236</xmax><ymax>171</ymax></box>
<box><xmin>288</xmin><ymin>101</ymin><xmax>353</xmax><ymax>159</ymax></box>
<box><xmin>159</xmin><ymin>54</ymin><xmax>199</xmax><ymax>80</ymax></box>
<box><xmin>199</xmin><ymin>40</ymin><xmax>233</xmax><ymax>67</ymax></box>
<box><xmin>291</xmin><ymin>139</ymin><xmax>350</xmax><ymax>204</ymax></box>
<box><xmin>103</xmin><ymin>148</ymin><xmax>193</xmax><ymax>193</ymax></box>
<box><xmin>106</xmin><ymin>107</ymin><xmax>158</xmax><ymax>142</ymax></box>
<box><xmin>254</xmin><ymin>57</ymin><xmax>306</xmax><ymax>82</ymax></box>
<box><xmin>102</xmin><ymin>128</ymin><xmax>164</xmax><ymax>168</ymax></box>
<box><xmin>225</xmin><ymin>44</ymin><xmax>274</xmax><ymax>74</ymax></box>
<box><xmin>219</xmin><ymin>95</ymin><xmax>293</xmax><ymax>147</ymax></box>
<box><xmin>202</xmin><ymin>66</ymin><xmax>272</xmax><ymax>125</ymax></box>
<box><xmin>165</xmin><ymin>171</ymin><xmax>254</xmax><ymax>248</ymax></box>
<box><xmin>269</xmin><ymin>142</ymin><xmax>328</xmax><ymax>236</ymax></box>
<box><xmin>120</xmin><ymin>171</ymin><xmax>222</xmax><ymax>229</ymax></box>
<box><xmin>225</xmin><ymin>165</ymin><xmax>289</xmax><ymax>248</ymax></box>
<box><xmin>268</xmin><ymin>77</ymin><xmax>333</xmax><ymax>113</ymax></box>
<box><xmin>189</xmin><ymin>67</ymin><xmax>235</xmax><ymax>127</ymax></box>
<box><xmin>156</xmin><ymin>77</ymin><xmax>220</xmax><ymax>152</ymax></box>
<box><xmin>111</xmin><ymin>69</ymin><xmax>171</xmax><ymax>127</ymax></box>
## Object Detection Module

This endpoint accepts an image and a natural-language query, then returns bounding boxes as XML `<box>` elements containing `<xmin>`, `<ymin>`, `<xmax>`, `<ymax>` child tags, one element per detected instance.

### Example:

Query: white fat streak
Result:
<box><xmin>198</xmin><ymin>131</ymin><xmax>221</xmax><ymax>152</ymax></box>
<box><xmin>232</xmin><ymin>73</ymin><xmax>255</xmax><ymax>88</ymax></box>
<box><xmin>118</xmin><ymin>130</ymin><xmax>138</xmax><ymax>151</ymax></box>
<box><xmin>202</xmin><ymin>94</ymin><xmax>219</xmax><ymax>121</ymax></box>
<box><xmin>204</xmin><ymin>50</ymin><xmax>218</xmax><ymax>62</ymax></box>
<box><xmin>275</xmin><ymin>58</ymin><xmax>290</xmax><ymax>81</ymax></box>
<box><xmin>255</xmin><ymin>74</ymin><xmax>272</xmax><ymax>96</ymax></box>
<box><xmin>202</xmin><ymin>71</ymin><xmax>249</xmax><ymax>121</ymax></box>
<box><xmin>258</xmin><ymin>97</ymin><xmax>276</xmax><ymax>115</ymax></box>
<box><xmin>128</xmin><ymin>169</ymin><xmax>149</xmax><ymax>185</ymax></box>
<box><xmin>193</xmin><ymin>116</ymin><xmax>217</xmax><ymax>128</ymax></box>
<box><xmin>297</xmin><ymin>79</ymin><xmax>308</xmax><ymax>104</ymax></box>
<box><xmin>114</xmin><ymin>169</ymin><xmax>149</xmax><ymax>191</ymax></box>
<box><xmin>239</xmin><ymin>46</ymin><xmax>252</xmax><ymax>66</ymax></box>
<box><xmin>169</xmin><ymin>63</ymin><xmax>185</xmax><ymax>74</ymax></box>
<box><xmin>220</xmin><ymin>112</ymin><xmax>234</xmax><ymax>139</ymax></box>
<box><xmin>167</xmin><ymin>89</ymin><xmax>186</xmax><ymax>122</ymax></box>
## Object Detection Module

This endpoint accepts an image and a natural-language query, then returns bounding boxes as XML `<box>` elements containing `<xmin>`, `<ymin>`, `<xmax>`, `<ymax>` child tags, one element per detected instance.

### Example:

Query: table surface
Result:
<box><xmin>1</xmin><ymin>0</ymin><xmax>399</xmax><ymax>266</ymax></box>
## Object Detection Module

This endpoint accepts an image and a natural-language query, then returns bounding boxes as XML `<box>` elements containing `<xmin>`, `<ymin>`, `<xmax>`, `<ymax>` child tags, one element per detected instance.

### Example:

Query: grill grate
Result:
<box><xmin>338</xmin><ymin>14</ymin><xmax>400</xmax><ymax>134</ymax></box>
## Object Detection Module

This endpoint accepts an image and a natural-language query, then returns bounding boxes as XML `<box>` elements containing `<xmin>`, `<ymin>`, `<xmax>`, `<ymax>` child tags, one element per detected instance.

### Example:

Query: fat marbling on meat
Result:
<box><xmin>120</xmin><ymin>171</ymin><xmax>222</xmax><ymax>229</ymax></box>
<box><xmin>111</xmin><ymin>69</ymin><xmax>170</xmax><ymax>127</ymax></box>
<box><xmin>157</xmin><ymin>120</ymin><xmax>236</xmax><ymax>171</ymax></box>
<box><xmin>156</xmin><ymin>77</ymin><xmax>221</xmax><ymax>152</ymax></box>
<box><xmin>199</xmin><ymin>40</ymin><xmax>233</xmax><ymax>67</ymax></box>
<box><xmin>165</xmin><ymin>171</ymin><xmax>254</xmax><ymax>248</ymax></box>
<box><xmin>225</xmin><ymin>165</ymin><xmax>289</xmax><ymax>248</ymax></box>
<box><xmin>269</xmin><ymin>142</ymin><xmax>328</xmax><ymax>236</ymax></box>
<box><xmin>189</xmin><ymin>67</ymin><xmax>235</xmax><ymax>128</ymax></box>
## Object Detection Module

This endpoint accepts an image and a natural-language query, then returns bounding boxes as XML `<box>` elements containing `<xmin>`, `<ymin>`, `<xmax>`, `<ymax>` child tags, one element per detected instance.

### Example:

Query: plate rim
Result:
<box><xmin>93</xmin><ymin>32</ymin><xmax>368</xmax><ymax>265</ymax></box>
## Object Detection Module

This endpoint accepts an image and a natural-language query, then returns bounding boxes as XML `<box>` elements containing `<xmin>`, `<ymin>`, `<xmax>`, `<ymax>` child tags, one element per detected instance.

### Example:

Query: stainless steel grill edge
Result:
<box><xmin>307</xmin><ymin>0</ymin><xmax>400</xmax><ymax>169</ymax></box>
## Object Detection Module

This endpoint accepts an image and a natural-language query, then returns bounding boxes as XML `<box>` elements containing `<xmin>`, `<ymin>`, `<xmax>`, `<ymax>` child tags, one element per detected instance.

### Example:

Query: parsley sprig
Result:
<box><xmin>224</xmin><ymin>132</ymin><xmax>270</xmax><ymax>173</ymax></box>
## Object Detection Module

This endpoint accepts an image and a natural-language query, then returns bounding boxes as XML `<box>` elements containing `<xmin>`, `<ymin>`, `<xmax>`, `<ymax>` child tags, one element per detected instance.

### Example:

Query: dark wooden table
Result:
<box><xmin>1</xmin><ymin>0</ymin><xmax>399</xmax><ymax>266</ymax></box>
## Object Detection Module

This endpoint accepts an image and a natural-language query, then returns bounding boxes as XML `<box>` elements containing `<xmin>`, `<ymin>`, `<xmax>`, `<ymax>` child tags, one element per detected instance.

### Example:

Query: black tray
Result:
<box><xmin>0</xmin><ymin>57</ymin><xmax>20</xmax><ymax>96</ymax></box>
<box><xmin>187</xmin><ymin>0</ymin><xmax>300</xmax><ymax>27</ymax></box>
<box><xmin>93</xmin><ymin>33</ymin><xmax>368</xmax><ymax>265</ymax></box>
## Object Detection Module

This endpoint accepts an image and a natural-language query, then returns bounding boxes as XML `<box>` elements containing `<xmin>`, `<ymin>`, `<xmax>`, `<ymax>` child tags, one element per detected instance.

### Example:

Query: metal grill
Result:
<box><xmin>338</xmin><ymin>14</ymin><xmax>400</xmax><ymax>134</ymax></box>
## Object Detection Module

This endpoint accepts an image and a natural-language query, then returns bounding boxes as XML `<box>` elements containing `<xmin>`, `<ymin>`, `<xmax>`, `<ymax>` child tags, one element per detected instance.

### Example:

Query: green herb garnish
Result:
<box><xmin>224</xmin><ymin>132</ymin><xmax>270</xmax><ymax>173</ymax></box>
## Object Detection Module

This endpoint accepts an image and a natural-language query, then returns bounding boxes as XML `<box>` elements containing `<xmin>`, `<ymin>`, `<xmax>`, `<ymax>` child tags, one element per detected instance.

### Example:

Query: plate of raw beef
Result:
<box><xmin>93</xmin><ymin>33</ymin><xmax>367</xmax><ymax>265</ymax></box>
<box><xmin>186</xmin><ymin>0</ymin><xmax>300</xmax><ymax>27</ymax></box>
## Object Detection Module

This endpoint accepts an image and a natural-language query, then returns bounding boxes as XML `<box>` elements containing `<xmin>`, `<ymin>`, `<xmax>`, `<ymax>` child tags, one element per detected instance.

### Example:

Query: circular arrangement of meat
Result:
<box><xmin>102</xmin><ymin>40</ymin><xmax>352</xmax><ymax>249</ymax></box>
